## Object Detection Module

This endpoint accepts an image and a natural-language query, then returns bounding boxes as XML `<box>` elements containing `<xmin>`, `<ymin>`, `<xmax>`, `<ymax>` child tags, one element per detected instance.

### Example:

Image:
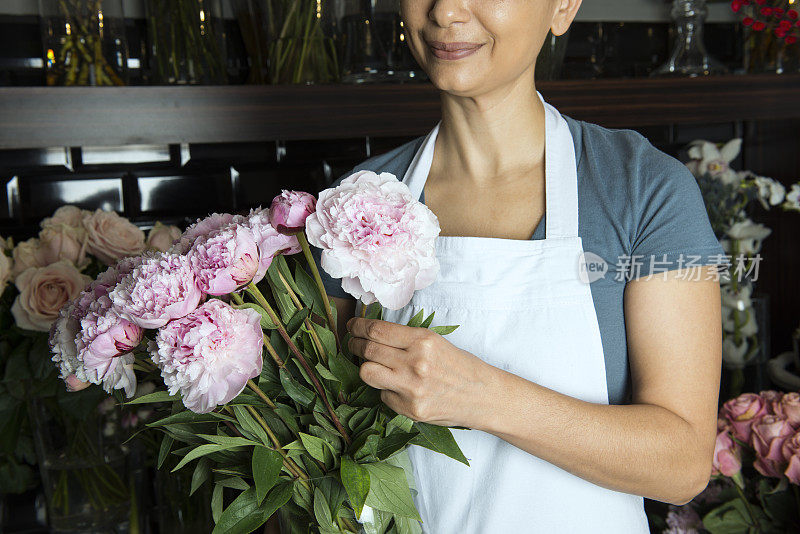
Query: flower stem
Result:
<box><xmin>246</xmin><ymin>282</ymin><xmax>352</xmax><ymax>446</ymax></box>
<box><xmin>295</xmin><ymin>231</ymin><xmax>342</xmax><ymax>355</ymax></box>
<box><xmin>734</xmin><ymin>479</ymin><xmax>761</xmax><ymax>532</ymax></box>
<box><xmin>276</xmin><ymin>268</ymin><xmax>328</xmax><ymax>363</ymax></box>
<box><xmin>247</xmin><ymin>379</ymin><xmax>275</xmax><ymax>409</ymax></box>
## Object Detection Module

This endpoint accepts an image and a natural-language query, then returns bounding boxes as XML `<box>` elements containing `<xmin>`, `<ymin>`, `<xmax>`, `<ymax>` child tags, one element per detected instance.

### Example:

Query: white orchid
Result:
<box><xmin>783</xmin><ymin>184</ymin><xmax>800</xmax><ymax>212</ymax></box>
<box><xmin>722</xmin><ymin>337</ymin><xmax>755</xmax><ymax>369</ymax></box>
<box><xmin>752</xmin><ymin>175</ymin><xmax>786</xmax><ymax>209</ymax></box>
<box><xmin>686</xmin><ymin>139</ymin><xmax>742</xmax><ymax>185</ymax></box>
<box><xmin>721</xmin><ymin>306</ymin><xmax>758</xmax><ymax>337</ymax></box>
<box><xmin>721</xmin><ymin>219</ymin><xmax>772</xmax><ymax>256</ymax></box>
<box><xmin>721</xmin><ymin>282</ymin><xmax>752</xmax><ymax>311</ymax></box>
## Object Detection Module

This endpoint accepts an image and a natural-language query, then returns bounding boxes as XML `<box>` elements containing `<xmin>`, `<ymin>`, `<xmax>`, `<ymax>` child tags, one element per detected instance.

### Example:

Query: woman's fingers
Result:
<box><xmin>348</xmin><ymin>336</ymin><xmax>404</xmax><ymax>369</ymax></box>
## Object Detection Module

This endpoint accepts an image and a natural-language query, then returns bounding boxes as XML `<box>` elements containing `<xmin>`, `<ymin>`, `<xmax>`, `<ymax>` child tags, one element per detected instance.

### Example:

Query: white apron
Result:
<box><xmin>371</xmin><ymin>98</ymin><xmax>651</xmax><ymax>533</ymax></box>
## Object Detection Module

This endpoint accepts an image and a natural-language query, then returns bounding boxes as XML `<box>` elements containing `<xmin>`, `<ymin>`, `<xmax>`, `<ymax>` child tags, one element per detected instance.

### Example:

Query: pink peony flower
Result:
<box><xmin>171</xmin><ymin>213</ymin><xmax>236</xmax><ymax>254</ymax></box>
<box><xmin>782</xmin><ymin>431</ymin><xmax>800</xmax><ymax>485</ymax></box>
<box><xmin>187</xmin><ymin>224</ymin><xmax>260</xmax><ymax>296</ymax></box>
<box><xmin>149</xmin><ymin>299</ymin><xmax>264</xmax><ymax>414</ymax></box>
<box><xmin>269</xmin><ymin>190</ymin><xmax>317</xmax><ymax>234</ymax></box>
<box><xmin>774</xmin><ymin>392</ymin><xmax>800</xmax><ymax>428</ymax></box>
<box><xmin>65</xmin><ymin>374</ymin><xmax>90</xmax><ymax>392</ymax></box>
<box><xmin>752</xmin><ymin>415</ymin><xmax>794</xmax><ymax>478</ymax></box>
<box><xmin>110</xmin><ymin>252</ymin><xmax>202</xmax><ymax>329</ymax></box>
<box><xmin>712</xmin><ymin>429</ymin><xmax>742</xmax><ymax>477</ymax></box>
<box><xmin>305</xmin><ymin>170</ymin><xmax>441</xmax><ymax>310</ymax></box>
<box><xmin>664</xmin><ymin>505</ymin><xmax>703</xmax><ymax>534</ymax></box>
<box><xmin>721</xmin><ymin>393</ymin><xmax>768</xmax><ymax>444</ymax></box>
<box><xmin>240</xmin><ymin>207</ymin><xmax>301</xmax><ymax>281</ymax></box>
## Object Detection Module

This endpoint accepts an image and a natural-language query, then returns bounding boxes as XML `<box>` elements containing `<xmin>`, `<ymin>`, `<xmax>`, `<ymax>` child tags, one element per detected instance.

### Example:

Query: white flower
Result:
<box><xmin>753</xmin><ymin>176</ymin><xmax>786</xmax><ymax>208</ymax></box>
<box><xmin>721</xmin><ymin>220</ymin><xmax>771</xmax><ymax>256</ymax></box>
<box><xmin>685</xmin><ymin>139</ymin><xmax>741</xmax><ymax>185</ymax></box>
<box><xmin>722</xmin><ymin>337</ymin><xmax>753</xmax><ymax>369</ymax></box>
<box><xmin>721</xmin><ymin>282</ymin><xmax>752</xmax><ymax>311</ymax></box>
<box><xmin>783</xmin><ymin>184</ymin><xmax>800</xmax><ymax>212</ymax></box>
<box><xmin>721</xmin><ymin>306</ymin><xmax>758</xmax><ymax>337</ymax></box>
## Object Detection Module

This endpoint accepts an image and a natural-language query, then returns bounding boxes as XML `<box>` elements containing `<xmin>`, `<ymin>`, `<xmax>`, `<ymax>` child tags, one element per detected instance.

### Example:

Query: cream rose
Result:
<box><xmin>146</xmin><ymin>222</ymin><xmax>182</xmax><ymax>253</ymax></box>
<box><xmin>83</xmin><ymin>209</ymin><xmax>146</xmax><ymax>265</ymax></box>
<box><xmin>0</xmin><ymin>249</ymin><xmax>11</xmax><ymax>293</ymax></box>
<box><xmin>12</xmin><ymin>261</ymin><xmax>91</xmax><ymax>331</ymax></box>
<box><xmin>41</xmin><ymin>205</ymin><xmax>89</xmax><ymax>234</ymax></box>
<box><xmin>12</xmin><ymin>238</ymin><xmax>45</xmax><ymax>278</ymax></box>
<box><xmin>39</xmin><ymin>226</ymin><xmax>89</xmax><ymax>268</ymax></box>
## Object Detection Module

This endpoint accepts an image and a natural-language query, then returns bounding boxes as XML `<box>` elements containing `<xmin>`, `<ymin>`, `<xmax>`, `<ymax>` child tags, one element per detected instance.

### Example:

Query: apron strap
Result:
<box><xmin>541</xmin><ymin>95</ymin><xmax>580</xmax><ymax>239</ymax></box>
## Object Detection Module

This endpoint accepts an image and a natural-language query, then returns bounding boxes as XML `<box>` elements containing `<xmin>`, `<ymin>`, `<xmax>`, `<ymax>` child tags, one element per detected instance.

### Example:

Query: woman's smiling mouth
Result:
<box><xmin>427</xmin><ymin>40</ymin><xmax>485</xmax><ymax>60</ymax></box>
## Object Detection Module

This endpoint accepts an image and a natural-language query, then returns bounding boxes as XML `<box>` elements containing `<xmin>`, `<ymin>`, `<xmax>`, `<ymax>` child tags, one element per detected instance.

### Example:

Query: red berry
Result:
<box><xmin>753</xmin><ymin>21</ymin><xmax>766</xmax><ymax>31</ymax></box>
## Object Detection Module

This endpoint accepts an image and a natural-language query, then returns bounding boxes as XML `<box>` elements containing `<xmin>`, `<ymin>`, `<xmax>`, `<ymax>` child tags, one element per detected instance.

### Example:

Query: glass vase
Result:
<box><xmin>743</xmin><ymin>10</ymin><xmax>800</xmax><ymax>75</ymax></box>
<box><xmin>38</xmin><ymin>0</ymin><xmax>129</xmax><ymax>86</ymax></box>
<box><xmin>28</xmin><ymin>394</ymin><xmax>131</xmax><ymax>533</ymax></box>
<box><xmin>144</xmin><ymin>0</ymin><xmax>228</xmax><ymax>84</ymax></box>
<box><xmin>653</xmin><ymin>0</ymin><xmax>728</xmax><ymax>77</ymax></box>
<box><xmin>265</xmin><ymin>0</ymin><xmax>340</xmax><ymax>84</ymax></box>
<box><xmin>339</xmin><ymin>0</ymin><xmax>424</xmax><ymax>83</ymax></box>
<box><xmin>152</xmin><ymin>464</ymin><xmax>212</xmax><ymax>532</ymax></box>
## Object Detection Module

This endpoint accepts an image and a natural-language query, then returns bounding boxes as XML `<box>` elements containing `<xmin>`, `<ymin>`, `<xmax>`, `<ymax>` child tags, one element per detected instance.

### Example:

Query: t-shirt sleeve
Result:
<box><xmin>626</xmin><ymin>146</ymin><xmax>730</xmax><ymax>281</ymax></box>
<box><xmin>306</xmin><ymin>169</ymin><xmax>357</xmax><ymax>301</ymax></box>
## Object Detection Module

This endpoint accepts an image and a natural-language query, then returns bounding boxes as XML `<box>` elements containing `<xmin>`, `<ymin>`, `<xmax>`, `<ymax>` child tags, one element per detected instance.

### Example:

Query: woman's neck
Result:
<box><xmin>434</xmin><ymin>68</ymin><xmax>546</xmax><ymax>186</ymax></box>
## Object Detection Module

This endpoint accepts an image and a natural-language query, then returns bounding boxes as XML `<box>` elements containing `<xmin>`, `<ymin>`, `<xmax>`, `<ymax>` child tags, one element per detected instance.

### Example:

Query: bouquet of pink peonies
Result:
<box><xmin>51</xmin><ymin>171</ymin><xmax>467</xmax><ymax>534</ymax></box>
<box><xmin>654</xmin><ymin>390</ymin><xmax>800</xmax><ymax>533</ymax></box>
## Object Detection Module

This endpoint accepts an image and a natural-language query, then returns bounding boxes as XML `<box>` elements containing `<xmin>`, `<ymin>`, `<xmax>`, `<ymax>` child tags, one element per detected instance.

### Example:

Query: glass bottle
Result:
<box><xmin>653</xmin><ymin>0</ymin><xmax>728</xmax><ymax>77</ymax></box>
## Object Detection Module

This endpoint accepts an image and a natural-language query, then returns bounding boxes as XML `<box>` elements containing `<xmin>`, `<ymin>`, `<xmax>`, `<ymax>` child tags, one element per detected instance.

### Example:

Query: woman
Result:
<box><xmin>312</xmin><ymin>0</ymin><xmax>725</xmax><ymax>531</ymax></box>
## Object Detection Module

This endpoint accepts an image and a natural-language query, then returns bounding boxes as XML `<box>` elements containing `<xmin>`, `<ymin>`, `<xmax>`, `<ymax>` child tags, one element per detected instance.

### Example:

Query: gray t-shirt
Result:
<box><xmin>310</xmin><ymin>115</ymin><xmax>727</xmax><ymax>405</ymax></box>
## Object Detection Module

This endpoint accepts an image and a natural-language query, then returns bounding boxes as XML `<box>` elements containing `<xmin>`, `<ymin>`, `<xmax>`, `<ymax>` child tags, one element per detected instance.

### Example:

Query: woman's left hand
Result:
<box><xmin>346</xmin><ymin>316</ymin><xmax>491</xmax><ymax>427</ymax></box>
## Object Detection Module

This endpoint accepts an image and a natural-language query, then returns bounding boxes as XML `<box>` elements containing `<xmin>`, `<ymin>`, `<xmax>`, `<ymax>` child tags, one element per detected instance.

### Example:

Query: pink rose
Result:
<box><xmin>12</xmin><ymin>238</ymin><xmax>45</xmax><ymax>278</ymax></box>
<box><xmin>110</xmin><ymin>252</ymin><xmax>203</xmax><ymax>329</ymax></box>
<box><xmin>759</xmin><ymin>390</ymin><xmax>783</xmax><ymax>410</ymax></box>
<box><xmin>12</xmin><ymin>261</ymin><xmax>91</xmax><ymax>331</ymax></box>
<box><xmin>240</xmin><ymin>207</ymin><xmax>301</xmax><ymax>281</ymax></box>
<box><xmin>171</xmin><ymin>213</ymin><xmax>235</xmax><ymax>254</ymax></box>
<box><xmin>782</xmin><ymin>431</ymin><xmax>800</xmax><ymax>485</ymax></box>
<box><xmin>752</xmin><ymin>415</ymin><xmax>794</xmax><ymax>478</ymax></box>
<box><xmin>712</xmin><ymin>429</ymin><xmax>742</xmax><ymax>477</ymax></box>
<box><xmin>775</xmin><ymin>392</ymin><xmax>800</xmax><ymax>428</ymax></box>
<box><xmin>38</xmin><ymin>226</ymin><xmax>88</xmax><ymax>268</ymax></box>
<box><xmin>721</xmin><ymin>393</ymin><xmax>768</xmax><ymax>444</ymax></box>
<box><xmin>41</xmin><ymin>205</ymin><xmax>89</xmax><ymax>232</ymax></box>
<box><xmin>83</xmin><ymin>209</ymin><xmax>145</xmax><ymax>265</ymax></box>
<box><xmin>149</xmin><ymin>299</ymin><xmax>263</xmax><ymax>414</ymax></box>
<box><xmin>187</xmin><ymin>224</ymin><xmax>260</xmax><ymax>295</ymax></box>
<box><xmin>0</xmin><ymin>247</ymin><xmax>11</xmax><ymax>293</ymax></box>
<box><xmin>269</xmin><ymin>190</ymin><xmax>317</xmax><ymax>234</ymax></box>
<box><xmin>146</xmin><ymin>222</ymin><xmax>182</xmax><ymax>253</ymax></box>
<box><xmin>305</xmin><ymin>170</ymin><xmax>441</xmax><ymax>310</ymax></box>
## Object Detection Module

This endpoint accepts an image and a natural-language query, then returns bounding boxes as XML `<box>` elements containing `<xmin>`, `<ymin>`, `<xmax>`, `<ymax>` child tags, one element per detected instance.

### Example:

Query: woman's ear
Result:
<box><xmin>551</xmin><ymin>0</ymin><xmax>583</xmax><ymax>37</ymax></box>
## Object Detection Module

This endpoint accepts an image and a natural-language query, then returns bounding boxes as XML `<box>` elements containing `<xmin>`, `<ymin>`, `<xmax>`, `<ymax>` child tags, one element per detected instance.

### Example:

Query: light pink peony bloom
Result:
<box><xmin>187</xmin><ymin>224</ymin><xmax>260</xmax><ymax>295</ymax></box>
<box><xmin>752</xmin><ymin>415</ymin><xmax>794</xmax><ymax>478</ymax></box>
<box><xmin>171</xmin><ymin>213</ymin><xmax>235</xmax><ymax>254</ymax></box>
<box><xmin>240</xmin><ymin>207</ymin><xmax>301</xmax><ymax>282</ymax></box>
<box><xmin>305</xmin><ymin>170</ymin><xmax>441</xmax><ymax>310</ymax></box>
<box><xmin>146</xmin><ymin>222</ymin><xmax>182</xmax><ymax>253</ymax></box>
<box><xmin>721</xmin><ymin>393</ymin><xmax>768</xmax><ymax>444</ymax></box>
<box><xmin>782</xmin><ymin>431</ymin><xmax>800</xmax><ymax>485</ymax></box>
<box><xmin>269</xmin><ymin>190</ymin><xmax>317</xmax><ymax>234</ymax></box>
<box><xmin>111</xmin><ymin>252</ymin><xmax>203</xmax><ymax>329</ymax></box>
<box><xmin>775</xmin><ymin>392</ymin><xmax>800</xmax><ymax>428</ymax></box>
<box><xmin>712</xmin><ymin>429</ymin><xmax>742</xmax><ymax>478</ymax></box>
<box><xmin>83</xmin><ymin>209</ymin><xmax>146</xmax><ymax>265</ymax></box>
<box><xmin>149</xmin><ymin>299</ymin><xmax>264</xmax><ymax>414</ymax></box>
<box><xmin>65</xmin><ymin>374</ymin><xmax>91</xmax><ymax>392</ymax></box>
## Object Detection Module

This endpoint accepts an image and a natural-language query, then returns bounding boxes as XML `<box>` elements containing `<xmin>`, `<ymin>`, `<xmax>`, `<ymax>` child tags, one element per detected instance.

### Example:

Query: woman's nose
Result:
<box><xmin>428</xmin><ymin>0</ymin><xmax>471</xmax><ymax>27</ymax></box>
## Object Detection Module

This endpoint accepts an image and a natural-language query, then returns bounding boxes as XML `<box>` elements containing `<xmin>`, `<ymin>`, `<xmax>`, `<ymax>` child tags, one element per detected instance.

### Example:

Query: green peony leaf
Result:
<box><xmin>340</xmin><ymin>456</ymin><xmax>370</xmax><ymax>518</ymax></box>
<box><xmin>198</xmin><ymin>434</ymin><xmax>260</xmax><ymax>448</ymax></box>
<box><xmin>376</xmin><ymin>432</ymin><xmax>417</xmax><ymax>461</ymax></box>
<box><xmin>702</xmin><ymin>498</ymin><xmax>763</xmax><ymax>534</ymax></box>
<box><xmin>211</xmin><ymin>483</ymin><xmax>224</xmax><ymax>524</ymax></box>
<box><xmin>172</xmin><ymin>443</ymin><xmax>245</xmax><ymax>472</ymax></box>
<box><xmin>280</xmin><ymin>368</ymin><xmax>316</xmax><ymax>408</ymax></box>
<box><xmin>286</xmin><ymin>307</ymin><xmax>311</xmax><ymax>338</ymax></box>
<box><xmin>252</xmin><ymin>446</ymin><xmax>283</xmax><ymax>505</ymax></box>
<box><xmin>299</xmin><ymin>432</ymin><xmax>335</xmax><ymax>464</ymax></box>
<box><xmin>419</xmin><ymin>311</ymin><xmax>436</xmax><ymax>329</ymax></box>
<box><xmin>211</xmin><ymin>482</ymin><xmax>293</xmax><ymax>534</ymax></box>
<box><xmin>147</xmin><ymin>410</ymin><xmax>234</xmax><ymax>428</ymax></box>
<box><xmin>410</xmin><ymin>423</ymin><xmax>469</xmax><ymax>466</ymax></box>
<box><xmin>313</xmin><ymin>487</ymin><xmax>335</xmax><ymax>530</ymax></box>
<box><xmin>363</xmin><ymin>462</ymin><xmax>421</xmax><ymax>520</ymax></box>
<box><xmin>406</xmin><ymin>309</ymin><xmax>425</xmax><ymax>328</ymax></box>
<box><xmin>157</xmin><ymin>435</ymin><xmax>173</xmax><ymax>469</ymax></box>
<box><xmin>386</xmin><ymin>414</ymin><xmax>414</xmax><ymax>436</ymax></box>
<box><xmin>293</xmin><ymin>259</ymin><xmax>327</xmax><ymax>318</ymax></box>
<box><xmin>429</xmin><ymin>325</ymin><xmax>459</xmax><ymax>335</ymax></box>
<box><xmin>328</xmin><ymin>350</ymin><xmax>361</xmax><ymax>394</ymax></box>
<box><xmin>125</xmin><ymin>391</ymin><xmax>180</xmax><ymax>405</ymax></box>
<box><xmin>310</xmin><ymin>322</ymin><xmax>337</xmax><ymax>363</ymax></box>
<box><xmin>190</xmin><ymin>458</ymin><xmax>211</xmax><ymax>496</ymax></box>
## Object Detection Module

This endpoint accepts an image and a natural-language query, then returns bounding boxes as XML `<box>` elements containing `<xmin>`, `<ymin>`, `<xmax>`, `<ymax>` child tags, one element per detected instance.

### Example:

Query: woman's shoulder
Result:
<box><xmin>328</xmin><ymin>135</ymin><xmax>427</xmax><ymax>189</ymax></box>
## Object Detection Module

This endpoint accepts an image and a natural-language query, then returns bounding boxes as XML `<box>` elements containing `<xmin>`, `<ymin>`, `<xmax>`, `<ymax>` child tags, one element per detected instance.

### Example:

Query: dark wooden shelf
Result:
<box><xmin>1</xmin><ymin>74</ymin><xmax>799</xmax><ymax>149</ymax></box>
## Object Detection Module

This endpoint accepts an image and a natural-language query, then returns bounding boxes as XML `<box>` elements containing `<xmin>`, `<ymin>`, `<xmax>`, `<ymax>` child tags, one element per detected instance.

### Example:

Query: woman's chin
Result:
<box><xmin>428</xmin><ymin>70</ymin><xmax>490</xmax><ymax>97</ymax></box>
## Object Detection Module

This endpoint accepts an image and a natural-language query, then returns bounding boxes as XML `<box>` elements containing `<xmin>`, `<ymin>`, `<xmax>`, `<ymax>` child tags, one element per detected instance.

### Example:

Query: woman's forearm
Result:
<box><xmin>471</xmin><ymin>365</ymin><xmax>713</xmax><ymax>505</ymax></box>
